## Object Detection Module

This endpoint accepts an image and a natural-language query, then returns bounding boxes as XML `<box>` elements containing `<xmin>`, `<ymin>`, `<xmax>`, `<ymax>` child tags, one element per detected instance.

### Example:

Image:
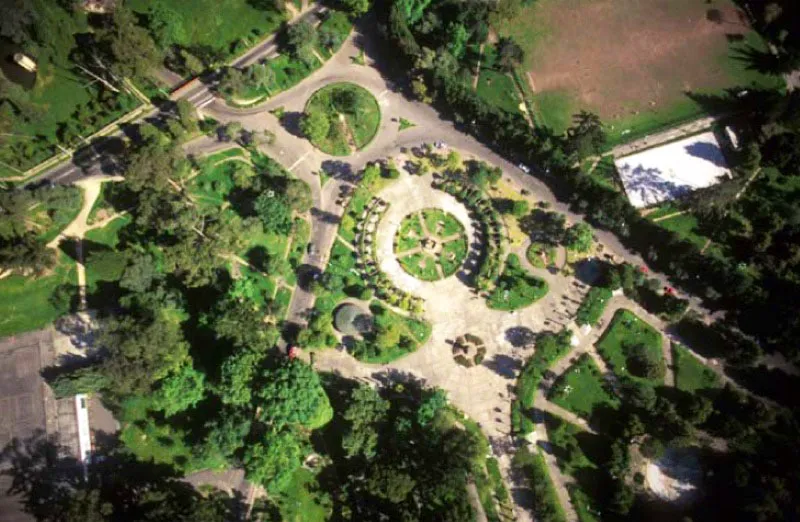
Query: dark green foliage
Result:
<box><xmin>320</xmin><ymin>377</ymin><xmax>485</xmax><ymax>520</ymax></box>
<box><xmin>513</xmin><ymin>447</ymin><xmax>567</xmax><ymax>522</ymax></box>
<box><xmin>254</xmin><ymin>359</ymin><xmax>332</xmax><ymax>429</ymax></box>
<box><xmin>254</xmin><ymin>192</ymin><xmax>293</xmax><ymax>234</ymax></box>
<box><xmin>48</xmin><ymin>366</ymin><xmax>109</xmax><ymax>398</ymax></box>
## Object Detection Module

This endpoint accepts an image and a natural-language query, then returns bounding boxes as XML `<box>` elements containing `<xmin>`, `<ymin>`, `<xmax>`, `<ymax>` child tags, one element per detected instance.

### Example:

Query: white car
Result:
<box><xmin>518</xmin><ymin>163</ymin><xmax>530</xmax><ymax>174</ymax></box>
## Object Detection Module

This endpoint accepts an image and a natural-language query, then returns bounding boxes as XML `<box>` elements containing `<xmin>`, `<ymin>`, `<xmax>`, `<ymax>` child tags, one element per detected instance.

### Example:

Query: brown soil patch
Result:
<box><xmin>522</xmin><ymin>0</ymin><xmax>749</xmax><ymax>119</ymax></box>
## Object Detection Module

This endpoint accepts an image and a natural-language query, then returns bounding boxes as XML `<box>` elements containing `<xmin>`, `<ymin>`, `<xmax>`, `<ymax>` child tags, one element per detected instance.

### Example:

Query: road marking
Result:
<box><xmin>288</xmin><ymin>150</ymin><xmax>312</xmax><ymax>171</ymax></box>
<box><xmin>186</xmin><ymin>88</ymin><xmax>212</xmax><ymax>103</ymax></box>
<box><xmin>195</xmin><ymin>96</ymin><xmax>215</xmax><ymax>108</ymax></box>
<box><xmin>51</xmin><ymin>167</ymin><xmax>78</xmax><ymax>181</ymax></box>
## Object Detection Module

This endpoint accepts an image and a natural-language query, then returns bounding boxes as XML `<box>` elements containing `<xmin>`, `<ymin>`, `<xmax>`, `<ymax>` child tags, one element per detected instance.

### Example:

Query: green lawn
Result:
<box><xmin>85</xmin><ymin>215</ymin><xmax>131</xmax><ymax>249</ymax></box>
<box><xmin>0</xmin><ymin>254</ymin><xmax>76</xmax><ymax>337</ymax></box>
<box><xmin>494</xmin><ymin>0</ymin><xmax>780</xmax><ymax>144</ymax></box>
<box><xmin>396</xmin><ymin>213</ymin><xmax>424</xmax><ymax>252</ymax></box>
<box><xmin>187</xmin><ymin>150</ymin><xmax>248</xmax><ymax>208</ymax></box>
<box><xmin>513</xmin><ymin>330</ymin><xmax>573</xmax><ymax>435</ymax></box>
<box><xmin>338</xmin><ymin>172</ymin><xmax>395</xmax><ymax>243</ymax></box>
<box><xmin>673</xmin><ymin>343</ymin><xmax>721</xmax><ymax>393</ymax></box>
<box><xmin>585</xmin><ymin>156</ymin><xmax>622</xmax><ymax>193</ymax></box>
<box><xmin>645</xmin><ymin>202</ymin><xmax>683</xmax><ymax>221</ymax></box>
<box><xmin>575</xmin><ymin>287</ymin><xmax>612</xmax><ymax>326</ymax></box>
<box><xmin>274</xmin><ymin>468</ymin><xmax>331</xmax><ymax>522</ymax></box>
<box><xmin>304</xmin><ymin>82</ymin><xmax>381</xmax><ymax>156</ymax></box>
<box><xmin>439</xmin><ymin>236</ymin><xmax>468</xmax><ymax>277</ymax></box>
<box><xmin>0</xmin><ymin>4</ymin><xmax>140</xmax><ymax>176</ymax></box>
<box><xmin>655</xmin><ymin>212</ymin><xmax>710</xmax><ymax>250</ymax></box>
<box><xmin>350</xmin><ymin>303</ymin><xmax>431</xmax><ymax>363</ymax></box>
<box><xmin>475</xmin><ymin>44</ymin><xmax>523</xmax><ymax>115</ymax></box>
<box><xmin>128</xmin><ymin>0</ymin><xmax>285</xmax><ymax>61</ymax></box>
<box><xmin>422</xmin><ymin>209</ymin><xmax>464</xmax><ymax>238</ymax></box>
<box><xmin>595</xmin><ymin>309</ymin><xmax>664</xmax><ymax>384</ymax></box>
<box><xmin>118</xmin><ymin>394</ymin><xmax>226</xmax><ymax>473</ymax></box>
<box><xmin>313</xmin><ymin>240</ymin><xmax>364</xmax><ymax>317</ymax></box>
<box><xmin>532</xmin><ymin>90</ymin><xmax>575</xmax><ymax>135</ymax></box>
<box><xmin>477</xmin><ymin>68</ymin><xmax>522</xmax><ymax>115</ymax></box>
<box><xmin>548</xmin><ymin>354</ymin><xmax>620</xmax><ymax>420</ymax></box>
<box><xmin>315</xmin><ymin>11</ymin><xmax>352</xmax><ymax>59</ymax></box>
<box><xmin>398</xmin><ymin>252</ymin><xmax>440</xmax><ymax>281</ymax></box>
<box><xmin>487</xmin><ymin>253</ymin><xmax>548</xmax><ymax>310</ymax></box>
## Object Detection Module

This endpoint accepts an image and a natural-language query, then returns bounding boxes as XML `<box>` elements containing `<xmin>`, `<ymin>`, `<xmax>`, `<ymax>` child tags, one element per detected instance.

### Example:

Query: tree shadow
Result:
<box><xmin>684</xmin><ymin>141</ymin><xmax>728</xmax><ymax>168</ymax></box>
<box><xmin>296</xmin><ymin>263</ymin><xmax>323</xmax><ymax>291</ymax></box>
<box><xmin>505</xmin><ymin>326</ymin><xmax>536</xmax><ymax>348</ymax></box>
<box><xmin>280</xmin><ymin>111</ymin><xmax>305</xmax><ymax>138</ymax></box>
<box><xmin>320</xmin><ymin>160</ymin><xmax>358</xmax><ymax>183</ymax></box>
<box><xmin>483</xmin><ymin>354</ymin><xmax>522</xmax><ymax>379</ymax></box>
<box><xmin>310</xmin><ymin>207</ymin><xmax>341</xmax><ymax>225</ymax></box>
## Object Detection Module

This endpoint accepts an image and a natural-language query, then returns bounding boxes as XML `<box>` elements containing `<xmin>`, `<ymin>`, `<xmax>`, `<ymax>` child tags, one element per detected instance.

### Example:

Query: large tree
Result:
<box><xmin>100</xmin><ymin>7</ymin><xmax>162</xmax><ymax>80</ymax></box>
<box><xmin>254</xmin><ymin>359</ymin><xmax>332</xmax><ymax>429</ymax></box>
<box><xmin>300</xmin><ymin>109</ymin><xmax>331</xmax><ymax>143</ymax></box>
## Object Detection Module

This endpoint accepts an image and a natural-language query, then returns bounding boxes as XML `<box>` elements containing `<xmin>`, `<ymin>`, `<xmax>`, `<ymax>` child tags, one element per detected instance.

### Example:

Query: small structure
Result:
<box><xmin>13</xmin><ymin>53</ymin><xmax>36</xmax><ymax>72</ymax></box>
<box><xmin>334</xmin><ymin>304</ymin><xmax>374</xmax><ymax>337</ymax></box>
<box><xmin>82</xmin><ymin>0</ymin><xmax>116</xmax><ymax>13</ymax></box>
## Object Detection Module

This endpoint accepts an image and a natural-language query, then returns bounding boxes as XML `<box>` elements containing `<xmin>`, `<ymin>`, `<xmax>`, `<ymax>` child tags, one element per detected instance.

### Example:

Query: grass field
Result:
<box><xmin>673</xmin><ymin>343</ymin><xmax>721</xmax><ymax>393</ymax></box>
<box><xmin>128</xmin><ymin>0</ymin><xmax>284</xmax><ymax>60</ymax></box>
<box><xmin>399</xmin><ymin>252</ymin><xmax>440</xmax><ymax>281</ymax></box>
<box><xmin>0</xmin><ymin>254</ymin><xmax>76</xmax><ymax>337</ymax></box>
<box><xmin>0</xmin><ymin>3</ymin><xmax>143</xmax><ymax>177</ymax></box>
<box><xmin>274</xmin><ymin>468</ymin><xmax>331</xmax><ymax>522</ymax></box>
<box><xmin>304</xmin><ymin>83</ymin><xmax>381</xmax><ymax>156</ymax></box>
<box><xmin>476</xmin><ymin>44</ymin><xmax>524</xmax><ymax>115</ymax></box>
<box><xmin>423</xmin><ymin>209</ymin><xmax>464</xmax><ymax>238</ymax></box>
<box><xmin>487</xmin><ymin>253</ymin><xmax>548</xmax><ymax>310</ymax></box>
<box><xmin>396</xmin><ymin>213</ymin><xmax>424</xmax><ymax>252</ymax></box>
<box><xmin>440</xmin><ymin>236</ymin><xmax>468</xmax><ymax>277</ymax></box>
<box><xmin>655</xmin><ymin>212</ymin><xmax>711</xmax><ymax>250</ymax></box>
<box><xmin>595</xmin><ymin>309</ymin><xmax>664</xmax><ymax>384</ymax></box>
<box><xmin>549</xmin><ymin>354</ymin><xmax>620</xmax><ymax>420</ymax></box>
<box><xmin>494</xmin><ymin>0</ymin><xmax>780</xmax><ymax>139</ymax></box>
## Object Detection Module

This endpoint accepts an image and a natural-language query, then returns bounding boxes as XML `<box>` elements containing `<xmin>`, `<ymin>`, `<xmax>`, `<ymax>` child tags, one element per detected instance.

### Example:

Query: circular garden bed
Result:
<box><xmin>394</xmin><ymin>209</ymin><xmax>468</xmax><ymax>281</ymax></box>
<box><xmin>302</xmin><ymin>82</ymin><xmax>381</xmax><ymax>156</ymax></box>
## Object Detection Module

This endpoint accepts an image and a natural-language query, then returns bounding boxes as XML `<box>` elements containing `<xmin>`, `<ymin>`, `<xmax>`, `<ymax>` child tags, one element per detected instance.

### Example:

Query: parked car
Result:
<box><xmin>518</xmin><ymin>163</ymin><xmax>530</xmax><ymax>174</ymax></box>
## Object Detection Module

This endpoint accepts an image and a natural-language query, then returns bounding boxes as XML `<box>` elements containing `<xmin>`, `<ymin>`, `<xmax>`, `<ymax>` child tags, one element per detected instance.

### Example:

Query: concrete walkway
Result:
<box><xmin>47</xmin><ymin>177</ymin><xmax>118</xmax><ymax>313</ymax></box>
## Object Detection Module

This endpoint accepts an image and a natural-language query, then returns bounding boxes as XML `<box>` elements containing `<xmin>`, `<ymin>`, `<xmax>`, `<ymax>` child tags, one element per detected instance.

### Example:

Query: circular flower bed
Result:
<box><xmin>394</xmin><ymin>209</ymin><xmax>468</xmax><ymax>281</ymax></box>
<box><xmin>302</xmin><ymin>82</ymin><xmax>381</xmax><ymax>156</ymax></box>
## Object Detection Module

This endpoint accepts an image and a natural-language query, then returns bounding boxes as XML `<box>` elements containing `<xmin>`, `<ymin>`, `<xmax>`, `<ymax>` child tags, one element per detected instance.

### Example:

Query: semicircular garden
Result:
<box><xmin>394</xmin><ymin>209</ymin><xmax>469</xmax><ymax>281</ymax></box>
<box><xmin>301</xmin><ymin>82</ymin><xmax>381</xmax><ymax>156</ymax></box>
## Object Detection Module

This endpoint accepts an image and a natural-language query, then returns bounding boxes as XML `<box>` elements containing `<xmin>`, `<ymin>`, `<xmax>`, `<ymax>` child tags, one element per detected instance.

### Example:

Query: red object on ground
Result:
<box><xmin>664</xmin><ymin>286</ymin><xmax>675</xmax><ymax>295</ymax></box>
<box><xmin>287</xmin><ymin>346</ymin><xmax>298</xmax><ymax>359</ymax></box>
<box><xmin>640</xmin><ymin>265</ymin><xmax>649</xmax><ymax>274</ymax></box>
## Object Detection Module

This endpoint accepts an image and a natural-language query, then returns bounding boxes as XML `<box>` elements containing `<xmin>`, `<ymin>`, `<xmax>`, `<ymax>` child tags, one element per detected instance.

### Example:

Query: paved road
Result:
<box><xmin>30</xmin><ymin>4</ymin><xmax>324</xmax><ymax>188</ymax></box>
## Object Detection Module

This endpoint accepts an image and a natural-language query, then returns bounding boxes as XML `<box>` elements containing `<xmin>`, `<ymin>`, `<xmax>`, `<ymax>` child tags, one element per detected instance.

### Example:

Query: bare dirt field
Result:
<box><xmin>495</xmin><ymin>0</ymin><xmax>775</xmax><ymax>138</ymax></box>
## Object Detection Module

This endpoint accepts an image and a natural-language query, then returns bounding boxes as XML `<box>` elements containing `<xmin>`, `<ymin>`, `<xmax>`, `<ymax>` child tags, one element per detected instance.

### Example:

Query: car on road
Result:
<box><xmin>518</xmin><ymin>163</ymin><xmax>530</xmax><ymax>174</ymax></box>
<box><xmin>307</xmin><ymin>244</ymin><xmax>317</xmax><ymax>256</ymax></box>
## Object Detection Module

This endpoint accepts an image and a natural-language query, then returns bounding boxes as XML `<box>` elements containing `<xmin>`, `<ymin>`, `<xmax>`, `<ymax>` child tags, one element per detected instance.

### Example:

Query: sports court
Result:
<box><xmin>614</xmin><ymin>131</ymin><xmax>731</xmax><ymax>208</ymax></box>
